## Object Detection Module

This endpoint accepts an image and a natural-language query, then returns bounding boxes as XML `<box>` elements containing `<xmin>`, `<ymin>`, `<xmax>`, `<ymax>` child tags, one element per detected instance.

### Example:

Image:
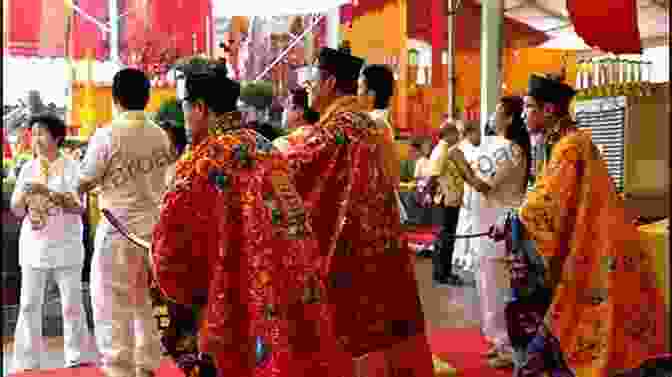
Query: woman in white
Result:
<box><xmin>10</xmin><ymin>114</ymin><xmax>90</xmax><ymax>372</ymax></box>
<box><xmin>473</xmin><ymin>96</ymin><xmax>531</xmax><ymax>369</ymax></box>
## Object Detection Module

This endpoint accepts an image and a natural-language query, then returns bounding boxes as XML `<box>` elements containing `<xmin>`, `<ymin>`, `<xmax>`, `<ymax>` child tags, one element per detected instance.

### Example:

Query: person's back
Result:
<box><xmin>79</xmin><ymin>68</ymin><xmax>173</xmax><ymax>377</ymax></box>
<box><xmin>150</xmin><ymin>63</ymin><xmax>344</xmax><ymax>377</ymax></box>
<box><xmin>282</xmin><ymin>50</ymin><xmax>433</xmax><ymax>375</ymax></box>
<box><xmin>94</xmin><ymin>114</ymin><xmax>173</xmax><ymax>231</ymax></box>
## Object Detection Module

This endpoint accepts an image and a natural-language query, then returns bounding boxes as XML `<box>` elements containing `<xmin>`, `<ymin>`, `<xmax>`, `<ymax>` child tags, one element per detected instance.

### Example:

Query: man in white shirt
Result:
<box><xmin>79</xmin><ymin>69</ymin><xmax>175</xmax><ymax>377</ymax></box>
<box><xmin>453</xmin><ymin>120</ymin><xmax>481</xmax><ymax>273</ymax></box>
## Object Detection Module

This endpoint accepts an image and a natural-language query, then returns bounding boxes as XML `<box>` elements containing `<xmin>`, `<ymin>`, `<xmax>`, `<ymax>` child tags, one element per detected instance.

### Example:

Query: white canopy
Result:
<box><xmin>3</xmin><ymin>57</ymin><xmax>124</xmax><ymax>107</ymax></box>
<box><xmin>213</xmin><ymin>0</ymin><xmax>349</xmax><ymax>17</ymax></box>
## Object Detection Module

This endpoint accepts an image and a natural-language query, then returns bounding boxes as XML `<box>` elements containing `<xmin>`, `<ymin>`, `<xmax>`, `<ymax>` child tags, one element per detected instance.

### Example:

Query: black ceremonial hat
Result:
<box><xmin>528</xmin><ymin>74</ymin><xmax>576</xmax><ymax>104</ymax></box>
<box><xmin>317</xmin><ymin>47</ymin><xmax>365</xmax><ymax>84</ymax></box>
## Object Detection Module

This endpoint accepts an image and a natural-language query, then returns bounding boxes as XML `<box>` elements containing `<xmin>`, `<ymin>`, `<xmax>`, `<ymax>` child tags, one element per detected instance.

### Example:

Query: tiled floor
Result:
<box><xmin>2</xmin><ymin>257</ymin><xmax>483</xmax><ymax>376</ymax></box>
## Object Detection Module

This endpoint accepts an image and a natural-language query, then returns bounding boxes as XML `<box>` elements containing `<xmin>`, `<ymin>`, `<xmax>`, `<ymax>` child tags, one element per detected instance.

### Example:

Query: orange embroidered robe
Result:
<box><xmin>519</xmin><ymin>128</ymin><xmax>666</xmax><ymax>376</ymax></box>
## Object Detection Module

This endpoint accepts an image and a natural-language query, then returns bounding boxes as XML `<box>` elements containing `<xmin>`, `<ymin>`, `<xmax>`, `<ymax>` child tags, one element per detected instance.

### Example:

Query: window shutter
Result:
<box><xmin>575</xmin><ymin>96</ymin><xmax>626</xmax><ymax>192</ymax></box>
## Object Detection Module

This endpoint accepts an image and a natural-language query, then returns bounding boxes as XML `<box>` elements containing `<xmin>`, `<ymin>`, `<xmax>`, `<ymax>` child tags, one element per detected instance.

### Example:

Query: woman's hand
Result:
<box><xmin>49</xmin><ymin>191</ymin><xmax>82</xmax><ymax>211</ymax></box>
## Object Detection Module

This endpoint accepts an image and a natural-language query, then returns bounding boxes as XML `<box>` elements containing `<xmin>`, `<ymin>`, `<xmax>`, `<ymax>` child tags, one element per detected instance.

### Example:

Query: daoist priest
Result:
<box><xmin>151</xmin><ymin>62</ymin><xmax>345</xmax><ymax>377</ymax></box>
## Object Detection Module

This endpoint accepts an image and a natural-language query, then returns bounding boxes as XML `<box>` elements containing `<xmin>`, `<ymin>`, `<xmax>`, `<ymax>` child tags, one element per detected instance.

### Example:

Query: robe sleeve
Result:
<box><xmin>282</xmin><ymin>125</ymin><xmax>334</xmax><ymax>174</ymax></box>
<box><xmin>152</xmin><ymin>178</ymin><xmax>215</xmax><ymax>305</ymax></box>
<box><xmin>519</xmin><ymin>138</ymin><xmax>582</xmax><ymax>259</ymax></box>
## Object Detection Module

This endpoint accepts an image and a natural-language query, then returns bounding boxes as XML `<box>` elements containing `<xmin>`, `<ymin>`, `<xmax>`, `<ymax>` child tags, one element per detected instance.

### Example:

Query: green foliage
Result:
<box><xmin>156</xmin><ymin>97</ymin><xmax>185</xmax><ymax>129</ymax></box>
<box><xmin>174</xmin><ymin>55</ymin><xmax>222</xmax><ymax>76</ymax></box>
<box><xmin>240</xmin><ymin>81</ymin><xmax>274</xmax><ymax>110</ymax></box>
<box><xmin>2</xmin><ymin>175</ymin><xmax>16</xmax><ymax>194</ymax></box>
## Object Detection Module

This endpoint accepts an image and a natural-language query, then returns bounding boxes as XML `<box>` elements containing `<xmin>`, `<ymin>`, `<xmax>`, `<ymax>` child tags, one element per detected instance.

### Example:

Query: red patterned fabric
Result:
<box><xmin>152</xmin><ymin>116</ymin><xmax>347</xmax><ymax>377</ymax></box>
<box><xmin>567</xmin><ymin>0</ymin><xmax>641</xmax><ymax>54</ymax></box>
<box><xmin>281</xmin><ymin>96</ymin><xmax>432</xmax><ymax>365</ymax></box>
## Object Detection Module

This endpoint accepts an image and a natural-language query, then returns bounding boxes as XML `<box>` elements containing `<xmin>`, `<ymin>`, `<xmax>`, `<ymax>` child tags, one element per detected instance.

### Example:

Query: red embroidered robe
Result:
<box><xmin>152</xmin><ymin>114</ymin><xmax>345</xmax><ymax>377</ymax></box>
<box><xmin>281</xmin><ymin>96</ymin><xmax>428</xmax><ymax>357</ymax></box>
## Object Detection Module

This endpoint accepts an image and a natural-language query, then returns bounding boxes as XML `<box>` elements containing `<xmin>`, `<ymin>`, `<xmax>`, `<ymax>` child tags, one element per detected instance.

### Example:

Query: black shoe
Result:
<box><xmin>418</xmin><ymin>249</ymin><xmax>433</xmax><ymax>258</ymax></box>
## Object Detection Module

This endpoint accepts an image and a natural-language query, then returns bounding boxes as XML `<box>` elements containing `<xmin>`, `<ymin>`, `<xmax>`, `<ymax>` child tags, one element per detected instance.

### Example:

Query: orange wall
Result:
<box><xmin>70</xmin><ymin>85</ymin><xmax>176</xmax><ymax>128</ymax></box>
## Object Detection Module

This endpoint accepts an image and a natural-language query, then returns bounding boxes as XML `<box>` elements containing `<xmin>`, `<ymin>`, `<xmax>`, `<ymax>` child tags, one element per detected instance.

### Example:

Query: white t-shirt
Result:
<box><xmin>11</xmin><ymin>157</ymin><xmax>85</xmax><ymax>268</ymax></box>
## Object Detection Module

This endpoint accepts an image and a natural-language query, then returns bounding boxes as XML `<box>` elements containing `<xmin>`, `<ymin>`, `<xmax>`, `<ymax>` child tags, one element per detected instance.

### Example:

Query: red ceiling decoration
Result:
<box><xmin>567</xmin><ymin>0</ymin><xmax>642</xmax><ymax>54</ymax></box>
<box><xmin>408</xmin><ymin>0</ymin><xmax>549</xmax><ymax>50</ymax></box>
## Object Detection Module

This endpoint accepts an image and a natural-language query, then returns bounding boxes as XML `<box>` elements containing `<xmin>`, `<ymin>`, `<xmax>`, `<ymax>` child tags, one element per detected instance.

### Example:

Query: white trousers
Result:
<box><xmin>12</xmin><ymin>264</ymin><xmax>89</xmax><ymax>372</ymax></box>
<box><xmin>452</xmin><ymin>187</ymin><xmax>479</xmax><ymax>272</ymax></box>
<box><xmin>91</xmin><ymin>222</ymin><xmax>161</xmax><ymax>377</ymax></box>
<box><xmin>474</xmin><ymin>205</ymin><xmax>512</xmax><ymax>352</ymax></box>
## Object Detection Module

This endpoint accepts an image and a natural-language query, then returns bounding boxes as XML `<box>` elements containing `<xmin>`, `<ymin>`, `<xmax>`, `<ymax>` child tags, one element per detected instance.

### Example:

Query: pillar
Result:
<box><xmin>109</xmin><ymin>0</ymin><xmax>119</xmax><ymax>62</ymax></box>
<box><xmin>479</xmin><ymin>0</ymin><xmax>504</xmax><ymax>140</ymax></box>
<box><xmin>430</xmin><ymin>0</ymin><xmax>445</xmax><ymax>89</ymax></box>
<box><xmin>327</xmin><ymin>8</ymin><xmax>340</xmax><ymax>49</ymax></box>
<box><xmin>398</xmin><ymin>0</ymin><xmax>409</xmax><ymax>132</ymax></box>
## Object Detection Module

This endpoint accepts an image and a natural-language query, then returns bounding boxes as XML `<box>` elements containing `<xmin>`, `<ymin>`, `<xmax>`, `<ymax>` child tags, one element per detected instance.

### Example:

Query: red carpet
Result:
<box><xmin>428</xmin><ymin>327</ymin><xmax>512</xmax><ymax>377</ymax></box>
<box><xmin>8</xmin><ymin>327</ymin><xmax>510</xmax><ymax>377</ymax></box>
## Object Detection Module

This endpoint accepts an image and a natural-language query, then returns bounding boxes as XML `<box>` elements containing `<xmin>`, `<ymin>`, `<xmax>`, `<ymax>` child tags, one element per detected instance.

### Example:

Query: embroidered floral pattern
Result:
<box><xmin>518</xmin><ymin>121</ymin><xmax>666</xmax><ymax>375</ymax></box>
<box><xmin>152</xmin><ymin>113</ymin><xmax>337</xmax><ymax>377</ymax></box>
<box><xmin>282</xmin><ymin>95</ymin><xmax>427</xmax><ymax>358</ymax></box>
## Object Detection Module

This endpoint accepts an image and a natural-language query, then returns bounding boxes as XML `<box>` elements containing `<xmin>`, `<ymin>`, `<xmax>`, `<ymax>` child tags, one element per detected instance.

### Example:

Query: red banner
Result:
<box><xmin>567</xmin><ymin>0</ymin><xmax>642</xmax><ymax>54</ymax></box>
<box><xmin>5</xmin><ymin>0</ymin><xmax>42</xmax><ymax>57</ymax></box>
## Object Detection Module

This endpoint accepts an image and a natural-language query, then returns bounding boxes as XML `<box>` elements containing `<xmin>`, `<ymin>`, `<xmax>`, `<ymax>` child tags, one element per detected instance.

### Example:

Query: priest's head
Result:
<box><xmin>524</xmin><ymin>73</ymin><xmax>576</xmax><ymax>132</ymax></box>
<box><xmin>112</xmin><ymin>68</ymin><xmax>151</xmax><ymax>113</ymax></box>
<box><xmin>177</xmin><ymin>63</ymin><xmax>241</xmax><ymax>145</ymax></box>
<box><xmin>307</xmin><ymin>47</ymin><xmax>365</xmax><ymax>112</ymax></box>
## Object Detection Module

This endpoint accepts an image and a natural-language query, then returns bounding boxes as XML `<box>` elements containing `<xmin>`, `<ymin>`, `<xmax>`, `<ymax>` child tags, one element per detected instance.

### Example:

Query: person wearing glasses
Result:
<box><xmin>78</xmin><ymin>68</ymin><xmax>174</xmax><ymax>377</ymax></box>
<box><xmin>151</xmin><ymin>61</ymin><xmax>343</xmax><ymax>377</ymax></box>
<box><xmin>10</xmin><ymin>113</ymin><xmax>91</xmax><ymax>373</ymax></box>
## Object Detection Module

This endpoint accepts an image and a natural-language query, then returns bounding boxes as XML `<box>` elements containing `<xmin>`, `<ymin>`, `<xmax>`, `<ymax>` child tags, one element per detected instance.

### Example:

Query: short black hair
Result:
<box><xmin>158</xmin><ymin>120</ymin><xmax>188</xmax><ymax>157</ymax></box>
<box><xmin>361</xmin><ymin>64</ymin><xmax>395</xmax><ymax>109</ymax></box>
<box><xmin>112</xmin><ymin>68</ymin><xmax>151</xmax><ymax>111</ymax></box>
<box><xmin>27</xmin><ymin>113</ymin><xmax>67</xmax><ymax>147</ymax></box>
<box><xmin>184</xmin><ymin>64</ymin><xmax>240</xmax><ymax>115</ymax></box>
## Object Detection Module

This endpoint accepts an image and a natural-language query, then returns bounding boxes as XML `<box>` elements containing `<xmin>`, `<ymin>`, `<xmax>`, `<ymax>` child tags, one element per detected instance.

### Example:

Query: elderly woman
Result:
<box><xmin>10</xmin><ymin>113</ymin><xmax>90</xmax><ymax>372</ymax></box>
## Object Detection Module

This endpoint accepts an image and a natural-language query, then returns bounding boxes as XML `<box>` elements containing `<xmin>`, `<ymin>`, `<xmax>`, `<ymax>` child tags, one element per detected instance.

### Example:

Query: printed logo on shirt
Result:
<box><xmin>102</xmin><ymin>148</ymin><xmax>177</xmax><ymax>190</ymax></box>
<box><xmin>477</xmin><ymin>143</ymin><xmax>522</xmax><ymax>177</ymax></box>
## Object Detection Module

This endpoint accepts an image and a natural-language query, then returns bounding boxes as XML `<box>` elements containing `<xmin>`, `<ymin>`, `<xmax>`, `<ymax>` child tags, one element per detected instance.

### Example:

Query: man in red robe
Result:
<box><xmin>278</xmin><ymin>47</ymin><xmax>435</xmax><ymax>376</ymax></box>
<box><xmin>151</xmin><ymin>62</ymin><xmax>345</xmax><ymax>377</ymax></box>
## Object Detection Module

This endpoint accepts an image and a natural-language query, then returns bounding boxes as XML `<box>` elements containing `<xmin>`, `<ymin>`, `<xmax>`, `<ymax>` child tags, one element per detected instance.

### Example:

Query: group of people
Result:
<box><xmin>9</xmin><ymin>44</ymin><xmax>666</xmax><ymax>377</ymax></box>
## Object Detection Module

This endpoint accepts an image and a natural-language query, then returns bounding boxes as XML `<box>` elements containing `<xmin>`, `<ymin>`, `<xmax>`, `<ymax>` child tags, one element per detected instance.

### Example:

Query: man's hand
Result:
<box><xmin>474</xmin><ymin>180</ymin><xmax>491</xmax><ymax>194</ymax></box>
